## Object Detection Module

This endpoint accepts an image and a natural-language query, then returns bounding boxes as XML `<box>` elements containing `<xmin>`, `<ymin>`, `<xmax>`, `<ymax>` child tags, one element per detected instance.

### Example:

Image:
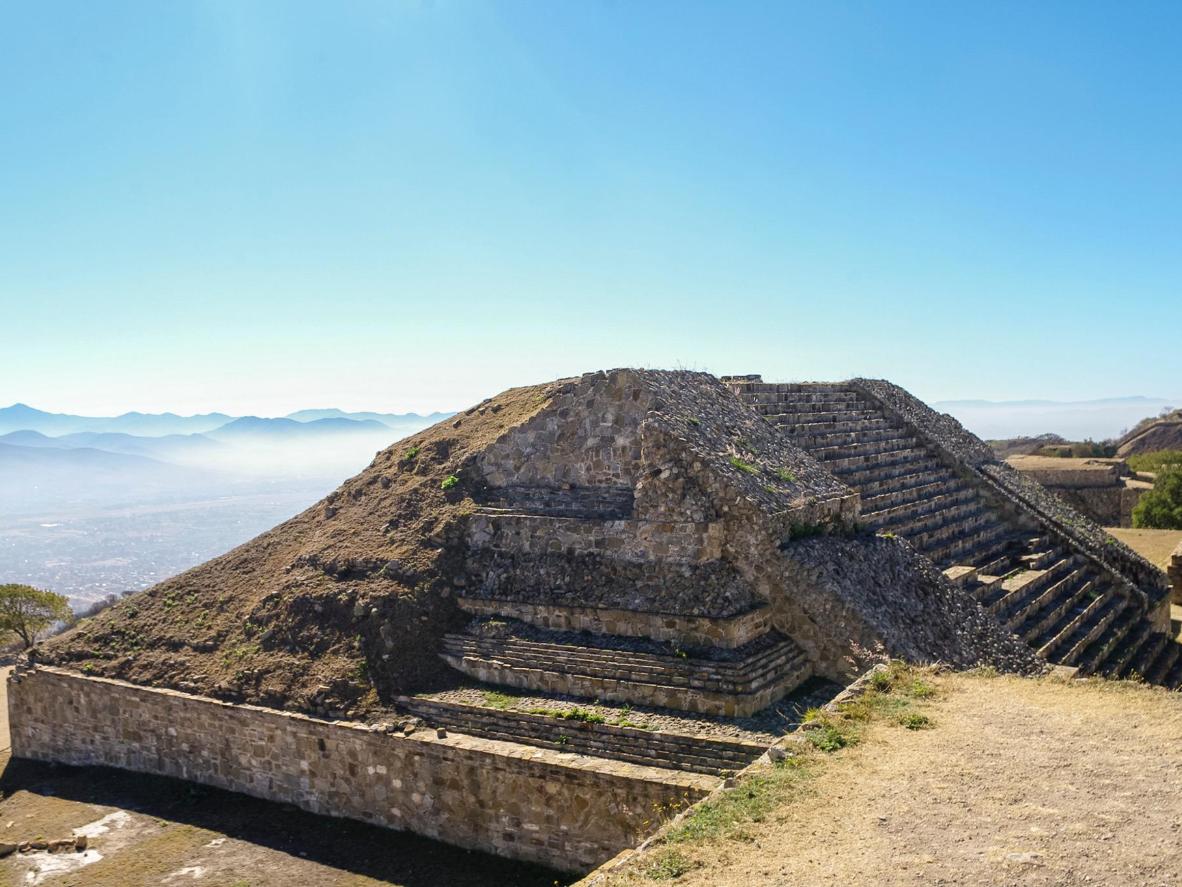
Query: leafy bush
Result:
<box><xmin>1127</xmin><ymin>450</ymin><xmax>1182</xmax><ymax>473</ymax></box>
<box><xmin>1132</xmin><ymin>467</ymin><xmax>1182</xmax><ymax>529</ymax></box>
<box><xmin>440</xmin><ymin>474</ymin><xmax>460</xmax><ymax>491</ymax></box>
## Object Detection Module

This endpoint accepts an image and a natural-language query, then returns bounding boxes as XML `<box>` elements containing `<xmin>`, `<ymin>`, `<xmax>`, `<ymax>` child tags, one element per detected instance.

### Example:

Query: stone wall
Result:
<box><xmin>7</xmin><ymin>666</ymin><xmax>715</xmax><ymax>873</ymax></box>
<box><xmin>468</xmin><ymin>513</ymin><xmax>724</xmax><ymax>564</ymax></box>
<box><xmin>456</xmin><ymin>597</ymin><xmax>772</xmax><ymax>650</ymax></box>
<box><xmin>1170</xmin><ymin>543</ymin><xmax>1182</xmax><ymax>606</ymax></box>
<box><xmin>1006</xmin><ymin>456</ymin><xmax>1149</xmax><ymax>527</ymax></box>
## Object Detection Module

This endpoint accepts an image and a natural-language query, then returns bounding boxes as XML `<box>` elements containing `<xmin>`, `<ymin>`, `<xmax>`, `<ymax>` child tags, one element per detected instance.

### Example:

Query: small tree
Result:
<box><xmin>1132</xmin><ymin>467</ymin><xmax>1182</xmax><ymax>530</ymax></box>
<box><xmin>0</xmin><ymin>584</ymin><xmax>73</xmax><ymax>649</ymax></box>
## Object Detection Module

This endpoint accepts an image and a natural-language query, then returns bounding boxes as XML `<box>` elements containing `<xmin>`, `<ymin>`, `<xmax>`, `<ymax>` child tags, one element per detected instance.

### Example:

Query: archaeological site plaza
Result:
<box><xmin>8</xmin><ymin>369</ymin><xmax>1180</xmax><ymax>875</ymax></box>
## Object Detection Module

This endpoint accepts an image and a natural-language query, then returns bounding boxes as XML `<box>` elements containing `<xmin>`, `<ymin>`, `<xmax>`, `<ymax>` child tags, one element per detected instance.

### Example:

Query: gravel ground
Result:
<box><xmin>621</xmin><ymin>672</ymin><xmax>1182</xmax><ymax>886</ymax></box>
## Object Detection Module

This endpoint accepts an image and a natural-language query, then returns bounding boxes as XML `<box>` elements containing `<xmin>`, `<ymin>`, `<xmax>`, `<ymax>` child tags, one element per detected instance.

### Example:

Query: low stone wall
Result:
<box><xmin>468</xmin><ymin>512</ymin><xmax>724</xmax><ymax>564</ymax></box>
<box><xmin>398</xmin><ymin>696</ymin><xmax>767</xmax><ymax>776</ymax></box>
<box><xmin>456</xmin><ymin>597</ymin><xmax>772</xmax><ymax>650</ymax></box>
<box><xmin>1170</xmin><ymin>544</ymin><xmax>1182</xmax><ymax>606</ymax></box>
<box><xmin>7</xmin><ymin>666</ymin><xmax>716</xmax><ymax>873</ymax></box>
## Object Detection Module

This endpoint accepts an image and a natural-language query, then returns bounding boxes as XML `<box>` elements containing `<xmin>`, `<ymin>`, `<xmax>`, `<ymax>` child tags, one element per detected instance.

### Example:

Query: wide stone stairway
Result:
<box><xmin>728</xmin><ymin>379</ymin><xmax>1182</xmax><ymax>689</ymax></box>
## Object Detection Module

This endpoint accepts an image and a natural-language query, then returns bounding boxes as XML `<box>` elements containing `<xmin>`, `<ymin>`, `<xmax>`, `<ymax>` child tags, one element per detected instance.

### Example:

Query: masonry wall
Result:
<box><xmin>7</xmin><ymin>666</ymin><xmax>715</xmax><ymax>873</ymax></box>
<box><xmin>1170</xmin><ymin>543</ymin><xmax>1182</xmax><ymax>606</ymax></box>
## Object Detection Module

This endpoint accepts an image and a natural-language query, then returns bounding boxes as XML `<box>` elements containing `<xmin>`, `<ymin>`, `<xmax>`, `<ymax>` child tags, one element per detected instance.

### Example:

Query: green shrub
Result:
<box><xmin>775</xmin><ymin>468</ymin><xmax>797</xmax><ymax>483</ymax></box>
<box><xmin>1128</xmin><ymin>450</ymin><xmax>1182</xmax><ymax>473</ymax></box>
<box><xmin>1132</xmin><ymin>467</ymin><xmax>1182</xmax><ymax>529</ymax></box>
<box><xmin>400</xmin><ymin>444</ymin><xmax>421</xmax><ymax>463</ymax></box>
<box><xmin>441</xmin><ymin>474</ymin><xmax>460</xmax><ymax>491</ymax></box>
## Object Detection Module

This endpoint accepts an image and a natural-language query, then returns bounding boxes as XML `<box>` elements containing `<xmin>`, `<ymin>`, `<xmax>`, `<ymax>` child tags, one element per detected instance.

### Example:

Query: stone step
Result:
<box><xmin>1073</xmin><ymin>605</ymin><xmax>1142</xmax><ymax>677</ymax></box>
<box><xmin>824</xmin><ymin>446</ymin><xmax>934</xmax><ymax>477</ymax></box>
<box><xmin>771</xmin><ymin>416</ymin><xmax>893</xmax><ymax>437</ymax></box>
<box><xmin>862</xmin><ymin>486</ymin><xmax>977</xmax><ymax>529</ymax></box>
<box><xmin>1161</xmin><ymin>648</ymin><xmax>1182</xmax><ymax>690</ymax></box>
<box><xmin>441</xmin><ymin>647</ymin><xmax>813</xmax><ymax>718</ymax></box>
<box><xmin>744</xmin><ymin>390</ymin><xmax>861</xmax><ymax>406</ymax></box>
<box><xmin>728</xmin><ymin>381</ymin><xmax>850</xmax><ymax>396</ymax></box>
<box><xmin>1043</xmin><ymin>593</ymin><xmax>1126</xmax><ymax>666</ymax></box>
<box><xmin>994</xmin><ymin>558</ymin><xmax>1080</xmax><ymax>618</ymax></box>
<box><xmin>877</xmin><ymin>498</ymin><xmax>987</xmax><ymax>543</ymax></box>
<box><xmin>398</xmin><ymin>697</ymin><xmax>768</xmax><ymax>777</ymax></box>
<box><xmin>907</xmin><ymin>508</ymin><xmax>996</xmax><ymax>554</ymax></box>
<box><xmin>920</xmin><ymin>522</ymin><xmax>1014</xmax><ymax>570</ymax></box>
<box><xmin>789</xmin><ymin>426</ymin><xmax>911</xmax><ymax>451</ymax></box>
<box><xmin>440</xmin><ymin>632</ymin><xmax>804</xmax><ymax>694</ymax></box>
<box><xmin>944</xmin><ymin>565</ymin><xmax>978</xmax><ymax>588</ymax></box>
<box><xmin>1143</xmin><ymin>638</ymin><xmax>1182</xmax><ymax>686</ymax></box>
<box><xmin>760</xmin><ymin>407</ymin><xmax>884</xmax><ymax>427</ymax></box>
<box><xmin>1092</xmin><ymin>615</ymin><xmax>1158</xmax><ymax>678</ymax></box>
<box><xmin>810</xmin><ymin>435</ymin><xmax>921</xmax><ymax>463</ymax></box>
<box><xmin>834</xmin><ymin>452</ymin><xmax>945</xmax><ymax>487</ymax></box>
<box><xmin>1016</xmin><ymin>572</ymin><xmax>1097</xmax><ymax>645</ymax></box>
<box><xmin>1124</xmin><ymin>631</ymin><xmax>1172</xmax><ymax>680</ymax></box>
<box><xmin>861</xmin><ymin>474</ymin><xmax>968</xmax><ymax>513</ymax></box>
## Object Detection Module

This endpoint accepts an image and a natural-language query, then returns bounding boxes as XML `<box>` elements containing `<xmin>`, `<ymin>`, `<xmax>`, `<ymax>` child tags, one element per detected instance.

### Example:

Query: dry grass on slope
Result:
<box><xmin>598</xmin><ymin>668</ymin><xmax>1182</xmax><ymax>887</ymax></box>
<box><xmin>38</xmin><ymin>381</ymin><xmax>562</xmax><ymax>718</ymax></box>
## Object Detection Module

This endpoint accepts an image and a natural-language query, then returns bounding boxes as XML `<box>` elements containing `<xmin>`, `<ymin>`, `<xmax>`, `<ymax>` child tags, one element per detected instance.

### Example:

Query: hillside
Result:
<box><xmin>1118</xmin><ymin>411</ymin><xmax>1182</xmax><ymax>456</ymax></box>
<box><xmin>38</xmin><ymin>381</ymin><xmax>557</xmax><ymax>718</ymax></box>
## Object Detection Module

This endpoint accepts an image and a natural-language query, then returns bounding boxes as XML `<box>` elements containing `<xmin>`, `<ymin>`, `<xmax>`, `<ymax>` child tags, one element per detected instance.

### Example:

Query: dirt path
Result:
<box><xmin>656</xmin><ymin>674</ymin><xmax>1182</xmax><ymax>886</ymax></box>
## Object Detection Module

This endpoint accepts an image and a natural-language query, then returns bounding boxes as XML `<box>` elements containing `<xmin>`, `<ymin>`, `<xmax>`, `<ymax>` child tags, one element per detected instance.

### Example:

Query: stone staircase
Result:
<box><xmin>727</xmin><ymin>379</ymin><xmax>1182</xmax><ymax>690</ymax></box>
<box><xmin>440</xmin><ymin>618</ymin><xmax>812</xmax><ymax>717</ymax></box>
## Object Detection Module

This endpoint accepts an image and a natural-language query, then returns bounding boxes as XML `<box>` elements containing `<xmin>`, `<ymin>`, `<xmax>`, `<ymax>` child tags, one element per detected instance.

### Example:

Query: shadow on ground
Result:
<box><xmin>0</xmin><ymin>755</ymin><xmax>571</xmax><ymax>887</ymax></box>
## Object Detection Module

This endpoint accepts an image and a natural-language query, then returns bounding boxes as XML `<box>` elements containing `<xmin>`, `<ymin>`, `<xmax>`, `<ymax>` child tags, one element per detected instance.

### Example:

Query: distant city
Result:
<box><xmin>0</xmin><ymin>402</ymin><xmax>450</xmax><ymax>608</ymax></box>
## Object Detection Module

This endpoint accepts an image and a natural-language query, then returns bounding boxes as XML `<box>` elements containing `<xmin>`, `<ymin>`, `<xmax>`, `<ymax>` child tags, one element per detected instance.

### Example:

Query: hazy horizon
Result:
<box><xmin>4</xmin><ymin>3</ymin><xmax>1180</xmax><ymax>417</ymax></box>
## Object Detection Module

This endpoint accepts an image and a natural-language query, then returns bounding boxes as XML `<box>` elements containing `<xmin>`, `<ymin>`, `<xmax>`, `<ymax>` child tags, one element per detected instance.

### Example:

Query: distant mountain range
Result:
<box><xmin>0</xmin><ymin>403</ymin><xmax>454</xmax><ymax>516</ymax></box>
<box><xmin>933</xmin><ymin>395</ymin><xmax>1179</xmax><ymax>441</ymax></box>
<box><xmin>0</xmin><ymin>403</ymin><xmax>452</xmax><ymax>438</ymax></box>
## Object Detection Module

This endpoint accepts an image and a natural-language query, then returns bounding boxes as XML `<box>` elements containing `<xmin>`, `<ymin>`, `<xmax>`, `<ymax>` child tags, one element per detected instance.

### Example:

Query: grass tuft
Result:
<box><xmin>729</xmin><ymin>456</ymin><xmax>759</xmax><ymax>475</ymax></box>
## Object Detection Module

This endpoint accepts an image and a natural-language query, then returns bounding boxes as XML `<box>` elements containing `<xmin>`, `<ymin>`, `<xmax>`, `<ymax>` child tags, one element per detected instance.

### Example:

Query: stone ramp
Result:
<box><xmin>727</xmin><ymin>377</ymin><xmax>1181</xmax><ymax>690</ymax></box>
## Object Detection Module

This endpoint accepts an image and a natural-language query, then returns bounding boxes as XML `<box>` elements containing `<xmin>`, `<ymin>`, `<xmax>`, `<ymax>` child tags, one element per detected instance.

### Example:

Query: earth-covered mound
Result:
<box><xmin>38</xmin><ymin>380</ymin><xmax>560</xmax><ymax>719</ymax></box>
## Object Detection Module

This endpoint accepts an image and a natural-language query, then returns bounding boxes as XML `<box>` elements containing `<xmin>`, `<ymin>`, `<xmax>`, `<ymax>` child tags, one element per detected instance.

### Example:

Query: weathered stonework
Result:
<box><xmin>1170</xmin><ymin>543</ymin><xmax>1182</xmax><ymax>606</ymax></box>
<box><xmin>7</xmin><ymin>666</ymin><xmax>715</xmax><ymax>873</ymax></box>
<box><xmin>1006</xmin><ymin>455</ymin><xmax>1150</xmax><ymax>528</ymax></box>
<box><xmin>456</xmin><ymin>597</ymin><xmax>772</xmax><ymax>650</ymax></box>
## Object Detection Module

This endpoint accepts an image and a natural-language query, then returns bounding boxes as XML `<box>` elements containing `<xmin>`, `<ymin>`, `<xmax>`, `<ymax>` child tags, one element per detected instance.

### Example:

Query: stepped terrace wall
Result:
<box><xmin>7</xmin><ymin>666</ymin><xmax>715</xmax><ymax>873</ymax></box>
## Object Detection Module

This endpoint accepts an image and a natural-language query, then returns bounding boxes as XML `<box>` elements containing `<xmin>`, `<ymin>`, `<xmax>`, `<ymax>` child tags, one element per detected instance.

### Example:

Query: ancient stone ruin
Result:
<box><xmin>9</xmin><ymin>369</ymin><xmax>1180</xmax><ymax>875</ymax></box>
<box><xmin>1006</xmin><ymin>454</ymin><xmax>1150</xmax><ymax>527</ymax></box>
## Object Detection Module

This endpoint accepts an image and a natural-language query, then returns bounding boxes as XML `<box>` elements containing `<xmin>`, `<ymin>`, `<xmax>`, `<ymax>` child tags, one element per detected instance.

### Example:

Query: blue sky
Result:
<box><xmin>2</xmin><ymin>1</ymin><xmax>1179</xmax><ymax>416</ymax></box>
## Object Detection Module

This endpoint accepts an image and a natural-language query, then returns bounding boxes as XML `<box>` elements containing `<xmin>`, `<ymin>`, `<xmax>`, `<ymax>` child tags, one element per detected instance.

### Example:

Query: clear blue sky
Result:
<box><xmin>2</xmin><ymin>1</ymin><xmax>1179</xmax><ymax>416</ymax></box>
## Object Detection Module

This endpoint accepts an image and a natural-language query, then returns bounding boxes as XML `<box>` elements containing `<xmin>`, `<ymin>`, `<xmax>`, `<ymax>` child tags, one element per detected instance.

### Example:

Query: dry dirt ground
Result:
<box><xmin>1105</xmin><ymin>527</ymin><xmax>1182</xmax><ymax>570</ymax></box>
<box><xmin>620</xmin><ymin>672</ymin><xmax>1182</xmax><ymax>887</ymax></box>
<box><xmin>0</xmin><ymin>669</ymin><xmax>566</xmax><ymax>887</ymax></box>
<box><xmin>1105</xmin><ymin>527</ymin><xmax>1182</xmax><ymax>636</ymax></box>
